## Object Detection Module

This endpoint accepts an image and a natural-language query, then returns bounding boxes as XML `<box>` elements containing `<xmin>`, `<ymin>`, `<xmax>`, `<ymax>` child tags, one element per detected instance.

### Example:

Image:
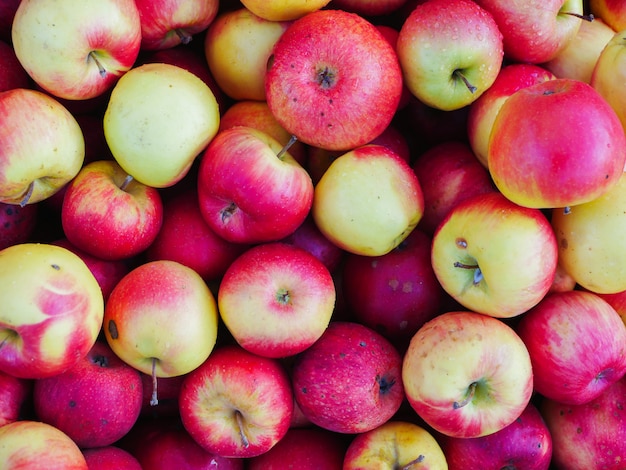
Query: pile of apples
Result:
<box><xmin>2</xmin><ymin>0</ymin><xmax>626</xmax><ymax>468</ymax></box>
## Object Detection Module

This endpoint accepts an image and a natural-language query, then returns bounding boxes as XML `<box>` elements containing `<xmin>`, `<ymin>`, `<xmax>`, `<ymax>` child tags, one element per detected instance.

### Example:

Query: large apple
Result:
<box><xmin>239</xmin><ymin>0</ymin><xmax>331</xmax><ymax>21</ymax></box>
<box><xmin>218</xmin><ymin>242</ymin><xmax>336</xmax><ymax>358</ymax></box>
<box><xmin>179</xmin><ymin>344</ymin><xmax>294</xmax><ymax>458</ymax></box>
<box><xmin>61</xmin><ymin>159</ymin><xmax>164</xmax><ymax>261</ymax></box>
<box><xmin>292</xmin><ymin>321</ymin><xmax>405</xmax><ymax>434</ymax></box>
<box><xmin>431</xmin><ymin>191</ymin><xmax>558</xmax><ymax>318</ymax></box>
<box><xmin>103</xmin><ymin>62</ymin><xmax>220</xmax><ymax>188</ymax></box>
<box><xmin>402</xmin><ymin>310</ymin><xmax>534</xmax><ymax>438</ymax></box>
<box><xmin>196</xmin><ymin>126</ymin><xmax>314</xmax><ymax>244</ymax></box>
<box><xmin>33</xmin><ymin>340</ymin><xmax>143</xmax><ymax>448</ymax></box>
<box><xmin>516</xmin><ymin>290</ymin><xmax>626</xmax><ymax>405</ymax></box>
<box><xmin>0</xmin><ymin>243</ymin><xmax>104</xmax><ymax>379</ymax></box>
<box><xmin>11</xmin><ymin>0</ymin><xmax>141</xmax><ymax>100</ymax></box>
<box><xmin>397</xmin><ymin>0</ymin><xmax>504</xmax><ymax>111</ymax></box>
<box><xmin>265</xmin><ymin>9</ymin><xmax>403</xmax><ymax>151</ymax></box>
<box><xmin>0</xmin><ymin>88</ymin><xmax>84</xmax><ymax>206</ymax></box>
<box><xmin>488</xmin><ymin>78</ymin><xmax>626</xmax><ymax>209</ymax></box>
<box><xmin>312</xmin><ymin>144</ymin><xmax>424</xmax><ymax>257</ymax></box>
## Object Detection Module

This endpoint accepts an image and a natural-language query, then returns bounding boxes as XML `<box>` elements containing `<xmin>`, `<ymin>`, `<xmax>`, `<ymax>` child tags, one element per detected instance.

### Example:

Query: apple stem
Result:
<box><xmin>563</xmin><ymin>11</ymin><xmax>594</xmax><ymax>21</ymax></box>
<box><xmin>119</xmin><ymin>174</ymin><xmax>134</xmax><ymax>192</ymax></box>
<box><xmin>453</xmin><ymin>381</ymin><xmax>477</xmax><ymax>409</ymax></box>
<box><xmin>150</xmin><ymin>357</ymin><xmax>159</xmax><ymax>406</ymax></box>
<box><xmin>235</xmin><ymin>410</ymin><xmax>250</xmax><ymax>448</ymax></box>
<box><xmin>453</xmin><ymin>70</ymin><xmax>477</xmax><ymax>94</ymax></box>
<box><xmin>175</xmin><ymin>28</ymin><xmax>193</xmax><ymax>45</ymax></box>
<box><xmin>401</xmin><ymin>455</ymin><xmax>425</xmax><ymax>470</ymax></box>
<box><xmin>19</xmin><ymin>181</ymin><xmax>34</xmax><ymax>207</ymax></box>
<box><xmin>276</xmin><ymin>135</ymin><xmax>298</xmax><ymax>160</ymax></box>
<box><xmin>88</xmin><ymin>51</ymin><xmax>107</xmax><ymax>78</ymax></box>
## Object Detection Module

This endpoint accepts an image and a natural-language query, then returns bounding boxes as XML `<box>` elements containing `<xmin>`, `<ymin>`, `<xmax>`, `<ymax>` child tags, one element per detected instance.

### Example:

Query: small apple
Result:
<box><xmin>402</xmin><ymin>310</ymin><xmax>534</xmax><ymax>438</ymax></box>
<box><xmin>239</xmin><ymin>0</ymin><xmax>331</xmax><ymax>21</ymax></box>
<box><xmin>82</xmin><ymin>446</ymin><xmax>142</xmax><ymax>470</ymax></box>
<box><xmin>103</xmin><ymin>62</ymin><xmax>220</xmax><ymax>188</ymax></box>
<box><xmin>179</xmin><ymin>344</ymin><xmax>294</xmax><ymax>458</ymax></box>
<box><xmin>265</xmin><ymin>9</ymin><xmax>403</xmax><ymax>151</ymax></box>
<box><xmin>589</xmin><ymin>0</ymin><xmax>626</xmax><ymax>31</ymax></box>
<box><xmin>11</xmin><ymin>0</ymin><xmax>141</xmax><ymax>100</ymax></box>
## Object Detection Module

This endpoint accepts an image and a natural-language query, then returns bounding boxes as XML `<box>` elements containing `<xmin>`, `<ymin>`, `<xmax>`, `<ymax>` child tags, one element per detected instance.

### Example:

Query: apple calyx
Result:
<box><xmin>19</xmin><ymin>181</ymin><xmax>35</xmax><ymax>207</ymax></box>
<box><xmin>276</xmin><ymin>135</ymin><xmax>298</xmax><ymax>160</ymax></box>
<box><xmin>453</xmin><ymin>69</ymin><xmax>477</xmax><ymax>94</ymax></box>
<box><xmin>88</xmin><ymin>51</ymin><xmax>108</xmax><ymax>78</ymax></box>
<box><xmin>235</xmin><ymin>410</ymin><xmax>250</xmax><ymax>448</ymax></box>
<box><xmin>400</xmin><ymin>454</ymin><xmax>426</xmax><ymax>470</ymax></box>
<box><xmin>453</xmin><ymin>381</ymin><xmax>477</xmax><ymax>409</ymax></box>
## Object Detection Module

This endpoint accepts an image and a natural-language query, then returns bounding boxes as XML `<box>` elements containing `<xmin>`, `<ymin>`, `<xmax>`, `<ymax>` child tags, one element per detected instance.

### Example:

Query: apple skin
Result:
<box><xmin>0</xmin><ymin>88</ymin><xmax>84</xmax><ymax>206</ymax></box>
<box><xmin>439</xmin><ymin>402</ymin><xmax>553</xmax><ymax>470</ymax></box>
<box><xmin>292</xmin><ymin>321</ymin><xmax>405</xmax><ymax>434</ymax></box>
<box><xmin>33</xmin><ymin>340</ymin><xmax>143</xmax><ymax>449</ymax></box>
<box><xmin>313</xmin><ymin>144</ymin><xmax>424</xmax><ymax>257</ymax></box>
<box><xmin>466</xmin><ymin>63</ymin><xmax>556</xmax><ymax>168</ymax></box>
<box><xmin>473</xmin><ymin>0</ymin><xmax>584</xmax><ymax>64</ymax></box>
<box><xmin>179</xmin><ymin>344</ymin><xmax>294</xmax><ymax>459</ymax></box>
<box><xmin>343</xmin><ymin>420</ymin><xmax>448</xmax><ymax>470</ymax></box>
<box><xmin>341</xmin><ymin>228</ymin><xmax>445</xmax><ymax>345</ymax></box>
<box><xmin>0</xmin><ymin>243</ymin><xmax>104</xmax><ymax>379</ymax></box>
<box><xmin>589</xmin><ymin>0</ymin><xmax>626</xmax><ymax>31</ymax></box>
<box><xmin>431</xmin><ymin>191</ymin><xmax>558</xmax><ymax>318</ymax></box>
<box><xmin>0</xmin><ymin>370</ymin><xmax>32</xmax><ymax>427</ymax></box>
<box><xmin>516</xmin><ymin>290</ymin><xmax>626</xmax><ymax>406</ymax></box>
<box><xmin>82</xmin><ymin>446</ymin><xmax>142</xmax><ymax>470</ymax></box>
<box><xmin>135</xmin><ymin>0</ymin><xmax>219</xmax><ymax>50</ymax></box>
<box><xmin>540</xmin><ymin>374</ymin><xmax>626</xmax><ymax>469</ymax></box>
<box><xmin>488</xmin><ymin>78</ymin><xmax>626</xmax><ymax>209</ymax></box>
<box><xmin>0</xmin><ymin>420</ymin><xmax>88</xmax><ymax>469</ymax></box>
<box><xmin>402</xmin><ymin>310</ymin><xmax>534</xmax><ymax>439</ymax></box>
<box><xmin>11</xmin><ymin>0</ymin><xmax>141</xmax><ymax>100</ymax></box>
<box><xmin>239</xmin><ymin>0</ymin><xmax>332</xmax><ymax>21</ymax></box>
<box><xmin>61</xmin><ymin>159</ymin><xmax>164</xmax><ymax>262</ymax></box>
<box><xmin>218</xmin><ymin>242</ymin><xmax>336</xmax><ymax>358</ymax></box>
<box><xmin>0</xmin><ymin>39</ymin><xmax>31</xmax><ymax>92</ymax></box>
<box><xmin>0</xmin><ymin>201</ymin><xmax>37</xmax><ymax>250</ymax></box>
<box><xmin>265</xmin><ymin>9</ymin><xmax>403</xmax><ymax>151</ymax></box>
<box><xmin>197</xmin><ymin>126</ymin><xmax>314</xmax><ymax>245</ymax></box>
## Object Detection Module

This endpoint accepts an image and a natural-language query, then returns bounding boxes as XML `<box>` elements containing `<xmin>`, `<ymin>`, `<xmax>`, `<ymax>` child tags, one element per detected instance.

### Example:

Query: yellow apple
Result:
<box><xmin>239</xmin><ymin>0</ymin><xmax>331</xmax><ymax>21</ymax></box>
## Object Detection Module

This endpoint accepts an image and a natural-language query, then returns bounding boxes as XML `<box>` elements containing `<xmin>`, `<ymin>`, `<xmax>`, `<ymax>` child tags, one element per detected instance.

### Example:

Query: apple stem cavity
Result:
<box><xmin>453</xmin><ymin>381</ymin><xmax>477</xmax><ymax>409</ymax></box>
<box><xmin>88</xmin><ymin>51</ymin><xmax>107</xmax><ymax>78</ymax></box>
<box><xmin>276</xmin><ymin>135</ymin><xmax>298</xmax><ymax>160</ymax></box>
<box><xmin>401</xmin><ymin>454</ymin><xmax>426</xmax><ymax>470</ymax></box>
<box><xmin>19</xmin><ymin>181</ymin><xmax>34</xmax><ymax>207</ymax></box>
<box><xmin>175</xmin><ymin>29</ymin><xmax>193</xmax><ymax>45</ymax></box>
<box><xmin>119</xmin><ymin>174</ymin><xmax>134</xmax><ymax>192</ymax></box>
<box><xmin>235</xmin><ymin>410</ymin><xmax>250</xmax><ymax>448</ymax></box>
<box><xmin>453</xmin><ymin>69</ymin><xmax>477</xmax><ymax>94</ymax></box>
<box><xmin>150</xmin><ymin>357</ymin><xmax>159</xmax><ymax>407</ymax></box>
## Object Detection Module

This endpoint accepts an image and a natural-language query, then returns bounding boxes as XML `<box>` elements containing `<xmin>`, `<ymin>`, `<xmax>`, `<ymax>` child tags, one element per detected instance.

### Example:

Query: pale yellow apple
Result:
<box><xmin>543</xmin><ymin>18</ymin><xmax>616</xmax><ymax>84</ymax></box>
<box><xmin>312</xmin><ymin>144</ymin><xmax>424</xmax><ymax>257</ymax></box>
<box><xmin>103</xmin><ymin>62</ymin><xmax>220</xmax><ymax>188</ymax></box>
<box><xmin>552</xmin><ymin>172</ymin><xmax>626</xmax><ymax>294</ymax></box>
<box><xmin>240</xmin><ymin>0</ymin><xmax>331</xmax><ymax>21</ymax></box>
<box><xmin>204</xmin><ymin>8</ymin><xmax>290</xmax><ymax>101</ymax></box>
<box><xmin>591</xmin><ymin>29</ymin><xmax>626</xmax><ymax>133</ymax></box>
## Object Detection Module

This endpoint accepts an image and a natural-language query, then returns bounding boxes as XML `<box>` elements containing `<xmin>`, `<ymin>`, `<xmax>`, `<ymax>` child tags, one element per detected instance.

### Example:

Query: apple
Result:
<box><xmin>0</xmin><ymin>420</ymin><xmax>88</xmax><ymax>469</ymax></box>
<box><xmin>0</xmin><ymin>88</ymin><xmax>84</xmax><ymax>206</ymax></box>
<box><xmin>103</xmin><ymin>260</ymin><xmax>219</xmax><ymax>404</ymax></box>
<box><xmin>0</xmin><ymin>370</ymin><xmax>32</xmax><ymax>427</ymax></box>
<box><xmin>145</xmin><ymin>188</ymin><xmax>248</xmax><ymax>282</ymax></box>
<box><xmin>11</xmin><ymin>0</ymin><xmax>141</xmax><ymax>100</ymax></box>
<box><xmin>265</xmin><ymin>9</ymin><xmax>403</xmax><ymax>151</ymax></box>
<box><xmin>218</xmin><ymin>242</ymin><xmax>336</xmax><ymax>358</ymax></box>
<box><xmin>473</xmin><ymin>0</ymin><xmax>586</xmax><ymax>64</ymax></box>
<box><xmin>204</xmin><ymin>8</ymin><xmax>291</xmax><ymax>102</ymax></box>
<box><xmin>239</xmin><ymin>0</ymin><xmax>332</xmax><ymax>21</ymax></box>
<box><xmin>589</xmin><ymin>0</ymin><xmax>626</xmax><ymax>31</ymax></box>
<box><xmin>33</xmin><ymin>340</ymin><xmax>143</xmax><ymax>448</ymax></box>
<box><xmin>397</xmin><ymin>0</ymin><xmax>504</xmax><ymax>111</ymax></box>
<box><xmin>431</xmin><ymin>191</ymin><xmax>558</xmax><ymax>318</ymax></box>
<box><xmin>543</xmin><ymin>17</ymin><xmax>616</xmax><ymax>84</ymax></box>
<box><xmin>343</xmin><ymin>420</ymin><xmax>447</xmax><ymax>470</ymax></box>
<box><xmin>466</xmin><ymin>63</ymin><xmax>556</xmax><ymax>168</ymax></box>
<box><xmin>551</xmin><ymin>171</ymin><xmax>626</xmax><ymax>294</ymax></box>
<box><xmin>103</xmin><ymin>62</ymin><xmax>220</xmax><ymax>188</ymax></box>
<box><xmin>292</xmin><ymin>321</ymin><xmax>404</xmax><ymax>434</ymax></box>
<box><xmin>439</xmin><ymin>402</ymin><xmax>553</xmax><ymax>470</ymax></box>
<box><xmin>341</xmin><ymin>228</ymin><xmax>445</xmax><ymax>345</ymax></box>
<box><xmin>488</xmin><ymin>78</ymin><xmax>626</xmax><ymax>209</ymax></box>
<box><xmin>0</xmin><ymin>242</ymin><xmax>104</xmax><ymax>379</ymax></box>
<box><xmin>196</xmin><ymin>126</ymin><xmax>314</xmax><ymax>244</ymax></box>
<box><xmin>312</xmin><ymin>144</ymin><xmax>424</xmax><ymax>257</ymax></box>
<box><xmin>402</xmin><ymin>310</ymin><xmax>534</xmax><ymax>438</ymax></box>
<box><xmin>135</xmin><ymin>0</ymin><xmax>219</xmax><ymax>50</ymax></box>
<box><xmin>82</xmin><ymin>446</ymin><xmax>142</xmax><ymax>470</ymax></box>
<box><xmin>540</xmin><ymin>374</ymin><xmax>626</xmax><ymax>469</ymax></box>
<box><xmin>412</xmin><ymin>140</ymin><xmax>496</xmax><ymax>235</ymax></box>
<box><xmin>516</xmin><ymin>290</ymin><xmax>626</xmax><ymax>405</ymax></box>
<box><xmin>179</xmin><ymin>344</ymin><xmax>294</xmax><ymax>458</ymax></box>
<box><xmin>0</xmin><ymin>39</ymin><xmax>31</xmax><ymax>92</ymax></box>
<box><xmin>0</xmin><ymin>201</ymin><xmax>37</xmax><ymax>250</ymax></box>
<box><xmin>61</xmin><ymin>159</ymin><xmax>163</xmax><ymax>262</ymax></box>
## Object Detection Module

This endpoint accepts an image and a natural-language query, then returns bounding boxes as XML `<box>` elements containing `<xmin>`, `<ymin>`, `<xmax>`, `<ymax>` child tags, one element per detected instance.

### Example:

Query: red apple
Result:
<box><xmin>82</xmin><ymin>446</ymin><xmax>142</xmax><ymax>470</ymax></box>
<box><xmin>179</xmin><ymin>344</ymin><xmax>294</xmax><ymax>458</ymax></box>
<box><xmin>0</xmin><ymin>39</ymin><xmax>31</xmax><ymax>92</ymax></box>
<box><xmin>0</xmin><ymin>370</ymin><xmax>32</xmax><ymax>427</ymax></box>
<box><xmin>292</xmin><ymin>321</ymin><xmax>405</xmax><ymax>434</ymax></box>
<box><xmin>0</xmin><ymin>200</ymin><xmax>37</xmax><ymax>250</ymax></box>
<box><xmin>265</xmin><ymin>9</ymin><xmax>403</xmax><ymax>151</ymax></box>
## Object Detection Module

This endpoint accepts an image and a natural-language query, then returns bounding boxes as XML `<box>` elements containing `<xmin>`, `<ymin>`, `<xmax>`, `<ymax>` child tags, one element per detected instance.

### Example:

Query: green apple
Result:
<box><xmin>103</xmin><ymin>62</ymin><xmax>220</xmax><ymax>188</ymax></box>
